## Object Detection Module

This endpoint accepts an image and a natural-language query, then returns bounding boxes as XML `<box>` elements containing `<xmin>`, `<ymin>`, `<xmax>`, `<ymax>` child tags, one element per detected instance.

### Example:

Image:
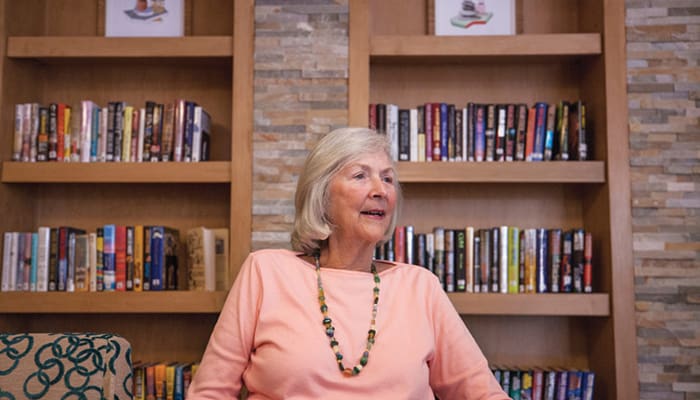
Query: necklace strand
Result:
<box><xmin>314</xmin><ymin>254</ymin><xmax>380</xmax><ymax>376</ymax></box>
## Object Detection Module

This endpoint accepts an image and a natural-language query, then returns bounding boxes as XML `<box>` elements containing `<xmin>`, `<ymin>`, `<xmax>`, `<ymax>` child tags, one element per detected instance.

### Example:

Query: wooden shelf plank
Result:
<box><xmin>7</xmin><ymin>36</ymin><xmax>233</xmax><ymax>59</ymax></box>
<box><xmin>0</xmin><ymin>291</ymin><xmax>228</xmax><ymax>314</ymax></box>
<box><xmin>1</xmin><ymin>161</ymin><xmax>231</xmax><ymax>183</ymax></box>
<box><xmin>448</xmin><ymin>293</ymin><xmax>610</xmax><ymax>316</ymax></box>
<box><xmin>396</xmin><ymin>161</ymin><xmax>605</xmax><ymax>183</ymax></box>
<box><xmin>371</xmin><ymin>33</ymin><xmax>601</xmax><ymax>60</ymax></box>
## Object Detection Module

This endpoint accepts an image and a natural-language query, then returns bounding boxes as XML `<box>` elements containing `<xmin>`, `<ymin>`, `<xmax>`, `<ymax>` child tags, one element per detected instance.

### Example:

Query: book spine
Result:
<box><xmin>161</xmin><ymin>102</ymin><xmax>176</xmax><ymax>162</ymax></box>
<box><xmin>432</xmin><ymin>103</ymin><xmax>441</xmax><ymax>161</ymax></box>
<box><xmin>474</xmin><ymin>104</ymin><xmax>486</xmax><ymax>162</ymax></box>
<box><xmin>543</xmin><ymin>103</ymin><xmax>556</xmax><ymax>161</ymax></box>
<box><xmin>561</xmin><ymin>231</ymin><xmax>574</xmax><ymax>292</ymax></box>
<box><xmin>126</xmin><ymin>225</ymin><xmax>134</xmax><ymax>290</ymax></box>
<box><xmin>490</xmin><ymin>227</ymin><xmax>499</xmax><ymax>292</ymax></box>
<box><xmin>465</xmin><ymin>227</ymin><xmax>474</xmax><ymax>292</ymax></box>
<box><xmin>29</xmin><ymin>233</ymin><xmax>38</xmax><ymax>291</ymax></box>
<box><xmin>472</xmin><ymin>233</ymin><xmax>481</xmax><ymax>293</ymax></box>
<box><xmin>96</xmin><ymin>227</ymin><xmax>104</xmax><ymax>291</ymax></box>
<box><xmin>536</xmin><ymin>228</ymin><xmax>549</xmax><ymax>293</ymax></box>
<box><xmin>183</xmin><ymin>101</ymin><xmax>196</xmax><ymax>162</ymax></box>
<box><xmin>398</xmin><ymin>108</ymin><xmax>410</xmax><ymax>161</ymax></box>
<box><xmin>36</xmin><ymin>227</ymin><xmax>50</xmax><ymax>292</ymax></box>
<box><xmin>549</xmin><ymin>229</ymin><xmax>562</xmax><ymax>293</ymax></box>
<box><xmin>532</xmin><ymin>102</ymin><xmax>548</xmax><ymax>161</ymax></box>
<box><xmin>499</xmin><ymin>225</ymin><xmax>508</xmax><ymax>293</ymax></box>
<box><xmin>444</xmin><ymin>229</ymin><xmax>454</xmax><ymax>292</ymax></box>
<box><xmin>433</xmin><ymin>227</ymin><xmax>445</xmax><ymax>289</ymax></box>
<box><xmin>507</xmin><ymin>226</ymin><xmax>519</xmax><ymax>293</ymax></box>
<box><xmin>115</xmin><ymin>225</ymin><xmax>127</xmax><ymax>291</ymax></box>
<box><xmin>150</xmin><ymin>226</ymin><xmax>165</xmax><ymax>290</ymax></box>
<box><xmin>164</xmin><ymin>227</ymin><xmax>180</xmax><ymax>290</ymax></box>
<box><xmin>584</xmin><ymin>232</ymin><xmax>593</xmax><ymax>293</ymax></box>
<box><xmin>143</xmin><ymin>226</ymin><xmax>152</xmax><ymax>290</ymax></box>
<box><xmin>409</xmin><ymin>108</ymin><xmax>418</xmax><ymax>162</ymax></box>
<box><xmin>515</xmin><ymin>103</ymin><xmax>527</xmax><ymax>161</ymax></box>
<box><xmin>572</xmin><ymin>228</ymin><xmax>585</xmax><ymax>293</ymax></box>
<box><xmin>103</xmin><ymin>224</ymin><xmax>116</xmax><ymax>291</ymax></box>
<box><xmin>134</xmin><ymin>225</ymin><xmax>144</xmax><ymax>291</ymax></box>
<box><xmin>88</xmin><ymin>233</ymin><xmax>97</xmax><ymax>291</ymax></box>
<box><xmin>113</xmin><ymin>101</ymin><xmax>124</xmax><ymax>162</ymax></box>
<box><xmin>424</xmin><ymin>103</ymin><xmax>433</xmax><ymax>161</ymax></box>
<box><xmin>505</xmin><ymin>104</ymin><xmax>516</xmax><ymax>161</ymax></box>
<box><xmin>495</xmin><ymin>104</ymin><xmax>507</xmax><ymax>161</ymax></box>
<box><xmin>480</xmin><ymin>229</ymin><xmax>490</xmax><ymax>292</ymax></box>
<box><xmin>455</xmin><ymin>229</ymin><xmax>466</xmax><ymax>292</ymax></box>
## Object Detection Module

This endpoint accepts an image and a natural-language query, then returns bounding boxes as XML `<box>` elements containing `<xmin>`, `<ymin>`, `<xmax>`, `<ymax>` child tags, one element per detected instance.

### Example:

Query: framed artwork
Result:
<box><xmin>103</xmin><ymin>0</ymin><xmax>186</xmax><ymax>37</ymax></box>
<box><xmin>429</xmin><ymin>0</ymin><xmax>516</xmax><ymax>36</ymax></box>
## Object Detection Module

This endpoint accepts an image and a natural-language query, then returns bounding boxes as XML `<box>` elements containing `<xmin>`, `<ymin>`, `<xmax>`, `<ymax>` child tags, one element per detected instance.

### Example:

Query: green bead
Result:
<box><xmin>330</xmin><ymin>340</ymin><xmax>338</xmax><ymax>347</ymax></box>
<box><xmin>320</xmin><ymin>304</ymin><xmax>327</xmax><ymax>312</ymax></box>
<box><xmin>360</xmin><ymin>356</ymin><xmax>368</xmax><ymax>366</ymax></box>
<box><xmin>353</xmin><ymin>366</ymin><xmax>360</xmax><ymax>375</ymax></box>
<box><xmin>336</xmin><ymin>352</ymin><xmax>343</xmax><ymax>360</ymax></box>
<box><xmin>374</xmin><ymin>276</ymin><xmax>380</xmax><ymax>283</ymax></box>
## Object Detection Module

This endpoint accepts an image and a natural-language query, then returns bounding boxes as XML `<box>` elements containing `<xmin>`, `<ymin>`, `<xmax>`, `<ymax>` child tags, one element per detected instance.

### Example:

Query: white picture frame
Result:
<box><xmin>105</xmin><ymin>0</ymin><xmax>185</xmax><ymax>37</ymax></box>
<box><xmin>433</xmin><ymin>0</ymin><xmax>515</xmax><ymax>36</ymax></box>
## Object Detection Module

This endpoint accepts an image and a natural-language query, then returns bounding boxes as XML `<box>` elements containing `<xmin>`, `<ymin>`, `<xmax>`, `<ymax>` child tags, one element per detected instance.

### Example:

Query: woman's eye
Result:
<box><xmin>353</xmin><ymin>173</ymin><xmax>365</xmax><ymax>180</ymax></box>
<box><xmin>383</xmin><ymin>176</ymin><xmax>394</xmax><ymax>184</ymax></box>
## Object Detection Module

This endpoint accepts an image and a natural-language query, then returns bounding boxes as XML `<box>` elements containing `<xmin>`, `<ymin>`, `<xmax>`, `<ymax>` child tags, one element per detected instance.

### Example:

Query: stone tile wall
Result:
<box><xmin>626</xmin><ymin>1</ymin><xmax>700</xmax><ymax>399</ymax></box>
<box><xmin>252</xmin><ymin>0</ymin><xmax>348</xmax><ymax>250</ymax></box>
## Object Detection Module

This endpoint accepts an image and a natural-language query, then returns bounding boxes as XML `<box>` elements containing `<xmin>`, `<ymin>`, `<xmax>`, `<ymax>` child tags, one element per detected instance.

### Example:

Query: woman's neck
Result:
<box><xmin>320</xmin><ymin>240</ymin><xmax>376</xmax><ymax>272</ymax></box>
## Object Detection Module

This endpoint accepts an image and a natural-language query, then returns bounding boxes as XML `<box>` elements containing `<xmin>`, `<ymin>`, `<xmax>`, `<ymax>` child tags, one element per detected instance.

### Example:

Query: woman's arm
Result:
<box><xmin>187</xmin><ymin>253</ymin><xmax>262</xmax><ymax>399</ymax></box>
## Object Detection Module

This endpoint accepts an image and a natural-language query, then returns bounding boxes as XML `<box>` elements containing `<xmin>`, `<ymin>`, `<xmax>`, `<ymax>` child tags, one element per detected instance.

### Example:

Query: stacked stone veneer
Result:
<box><xmin>253</xmin><ymin>0</ymin><xmax>348</xmax><ymax>250</ymax></box>
<box><xmin>626</xmin><ymin>1</ymin><xmax>700</xmax><ymax>399</ymax></box>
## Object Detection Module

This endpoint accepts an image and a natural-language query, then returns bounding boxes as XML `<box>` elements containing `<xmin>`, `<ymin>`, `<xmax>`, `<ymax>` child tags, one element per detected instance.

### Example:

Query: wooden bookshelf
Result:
<box><xmin>0</xmin><ymin>0</ymin><xmax>254</xmax><ymax>366</ymax></box>
<box><xmin>349</xmin><ymin>0</ymin><xmax>638</xmax><ymax>398</ymax></box>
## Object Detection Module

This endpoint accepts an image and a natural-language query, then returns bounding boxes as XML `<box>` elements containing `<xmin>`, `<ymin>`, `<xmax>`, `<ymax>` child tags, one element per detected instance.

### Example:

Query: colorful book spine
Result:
<box><xmin>103</xmin><ymin>224</ymin><xmax>116</xmax><ymax>291</ymax></box>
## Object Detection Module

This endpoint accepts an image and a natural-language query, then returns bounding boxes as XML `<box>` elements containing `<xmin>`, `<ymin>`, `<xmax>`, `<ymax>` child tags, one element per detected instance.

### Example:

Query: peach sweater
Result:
<box><xmin>187</xmin><ymin>249</ymin><xmax>509</xmax><ymax>400</ymax></box>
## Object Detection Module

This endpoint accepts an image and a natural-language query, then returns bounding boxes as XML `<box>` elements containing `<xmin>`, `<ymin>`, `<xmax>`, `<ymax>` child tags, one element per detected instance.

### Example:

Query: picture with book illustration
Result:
<box><xmin>434</xmin><ymin>0</ymin><xmax>515</xmax><ymax>36</ymax></box>
<box><xmin>105</xmin><ymin>0</ymin><xmax>184</xmax><ymax>37</ymax></box>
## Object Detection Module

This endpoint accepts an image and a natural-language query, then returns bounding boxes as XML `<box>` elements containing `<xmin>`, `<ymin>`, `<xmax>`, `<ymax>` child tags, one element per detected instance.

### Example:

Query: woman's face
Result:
<box><xmin>326</xmin><ymin>151</ymin><xmax>397</xmax><ymax>248</ymax></box>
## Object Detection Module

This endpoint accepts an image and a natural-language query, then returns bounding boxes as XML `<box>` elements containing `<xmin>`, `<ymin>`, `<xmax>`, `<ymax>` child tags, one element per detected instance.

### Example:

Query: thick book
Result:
<box><xmin>484</xmin><ymin>104</ymin><xmax>496</xmax><ymax>162</ymax></box>
<box><xmin>398</xmin><ymin>109</ymin><xmax>411</xmax><ymax>161</ymax></box>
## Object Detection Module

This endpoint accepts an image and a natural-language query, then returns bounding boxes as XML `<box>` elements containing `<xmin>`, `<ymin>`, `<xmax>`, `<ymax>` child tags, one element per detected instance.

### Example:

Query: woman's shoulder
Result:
<box><xmin>380</xmin><ymin>261</ymin><xmax>441</xmax><ymax>284</ymax></box>
<box><xmin>247</xmin><ymin>248</ymin><xmax>304</xmax><ymax>264</ymax></box>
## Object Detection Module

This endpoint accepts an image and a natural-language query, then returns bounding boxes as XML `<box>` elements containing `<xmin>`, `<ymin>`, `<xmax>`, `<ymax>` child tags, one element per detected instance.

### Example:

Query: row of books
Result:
<box><xmin>0</xmin><ymin>226</ymin><xmax>228</xmax><ymax>293</ymax></box>
<box><xmin>374</xmin><ymin>226</ymin><xmax>593</xmax><ymax>294</ymax></box>
<box><xmin>491</xmin><ymin>367</ymin><xmax>595</xmax><ymax>400</ymax></box>
<box><xmin>369</xmin><ymin>101</ymin><xmax>588</xmax><ymax>163</ymax></box>
<box><xmin>132</xmin><ymin>361</ymin><xmax>199</xmax><ymax>400</ymax></box>
<box><xmin>11</xmin><ymin>99</ymin><xmax>211</xmax><ymax>163</ymax></box>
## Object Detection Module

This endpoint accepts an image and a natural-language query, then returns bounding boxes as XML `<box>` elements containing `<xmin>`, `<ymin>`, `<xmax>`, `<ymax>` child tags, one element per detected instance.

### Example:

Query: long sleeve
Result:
<box><xmin>187</xmin><ymin>253</ymin><xmax>261</xmax><ymax>399</ymax></box>
<box><xmin>428</xmin><ymin>280</ymin><xmax>511</xmax><ymax>400</ymax></box>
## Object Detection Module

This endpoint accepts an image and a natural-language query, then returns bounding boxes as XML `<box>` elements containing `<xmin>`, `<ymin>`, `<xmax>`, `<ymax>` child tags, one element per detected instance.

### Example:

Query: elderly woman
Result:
<box><xmin>188</xmin><ymin>127</ymin><xmax>508</xmax><ymax>399</ymax></box>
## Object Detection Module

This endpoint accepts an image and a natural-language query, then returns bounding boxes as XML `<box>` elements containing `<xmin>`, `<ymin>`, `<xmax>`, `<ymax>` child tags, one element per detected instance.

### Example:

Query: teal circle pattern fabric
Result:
<box><xmin>0</xmin><ymin>333</ymin><xmax>133</xmax><ymax>400</ymax></box>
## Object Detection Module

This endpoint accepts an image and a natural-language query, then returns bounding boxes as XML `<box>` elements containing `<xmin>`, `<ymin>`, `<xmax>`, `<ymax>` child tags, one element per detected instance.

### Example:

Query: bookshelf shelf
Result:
<box><xmin>1</xmin><ymin>161</ymin><xmax>232</xmax><ymax>183</ymax></box>
<box><xmin>397</xmin><ymin>161</ymin><xmax>605</xmax><ymax>183</ymax></box>
<box><xmin>447</xmin><ymin>293</ymin><xmax>610</xmax><ymax>316</ymax></box>
<box><xmin>7</xmin><ymin>36</ymin><xmax>233</xmax><ymax>60</ymax></box>
<box><xmin>0</xmin><ymin>291</ymin><xmax>228</xmax><ymax>313</ymax></box>
<box><xmin>371</xmin><ymin>33</ymin><xmax>601</xmax><ymax>62</ymax></box>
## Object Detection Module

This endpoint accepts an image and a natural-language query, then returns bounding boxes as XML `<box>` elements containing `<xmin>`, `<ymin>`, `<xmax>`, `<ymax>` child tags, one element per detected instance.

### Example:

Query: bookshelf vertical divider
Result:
<box><xmin>348</xmin><ymin>1</ymin><xmax>638</xmax><ymax>398</ymax></box>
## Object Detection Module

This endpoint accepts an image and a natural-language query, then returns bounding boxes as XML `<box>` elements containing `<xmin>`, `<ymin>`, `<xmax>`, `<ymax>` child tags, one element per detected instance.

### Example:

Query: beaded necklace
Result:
<box><xmin>313</xmin><ymin>253</ymin><xmax>380</xmax><ymax>376</ymax></box>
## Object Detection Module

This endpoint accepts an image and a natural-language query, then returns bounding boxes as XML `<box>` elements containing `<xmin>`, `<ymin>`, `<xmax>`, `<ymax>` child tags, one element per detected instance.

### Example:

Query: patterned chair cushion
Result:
<box><xmin>0</xmin><ymin>333</ymin><xmax>133</xmax><ymax>400</ymax></box>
